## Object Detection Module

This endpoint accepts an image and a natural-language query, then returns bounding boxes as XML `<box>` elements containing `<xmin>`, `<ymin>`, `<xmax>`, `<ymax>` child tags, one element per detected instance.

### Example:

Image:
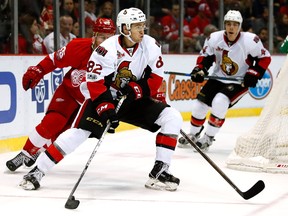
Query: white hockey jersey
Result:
<box><xmin>198</xmin><ymin>30</ymin><xmax>271</xmax><ymax>83</ymax></box>
<box><xmin>81</xmin><ymin>34</ymin><xmax>164</xmax><ymax>101</ymax></box>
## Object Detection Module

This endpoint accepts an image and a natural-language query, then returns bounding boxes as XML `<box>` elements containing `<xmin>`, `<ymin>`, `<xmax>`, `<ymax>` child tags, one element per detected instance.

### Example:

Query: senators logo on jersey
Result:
<box><xmin>114</xmin><ymin>61</ymin><xmax>137</xmax><ymax>88</ymax></box>
<box><xmin>220</xmin><ymin>51</ymin><xmax>239</xmax><ymax>75</ymax></box>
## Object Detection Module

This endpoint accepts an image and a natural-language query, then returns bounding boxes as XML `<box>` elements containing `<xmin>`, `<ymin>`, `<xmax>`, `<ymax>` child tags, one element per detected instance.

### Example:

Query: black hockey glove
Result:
<box><xmin>190</xmin><ymin>66</ymin><xmax>208</xmax><ymax>83</ymax></box>
<box><xmin>96</xmin><ymin>102</ymin><xmax>119</xmax><ymax>133</ymax></box>
<box><xmin>244</xmin><ymin>68</ymin><xmax>260</xmax><ymax>87</ymax></box>
<box><xmin>117</xmin><ymin>81</ymin><xmax>143</xmax><ymax>103</ymax></box>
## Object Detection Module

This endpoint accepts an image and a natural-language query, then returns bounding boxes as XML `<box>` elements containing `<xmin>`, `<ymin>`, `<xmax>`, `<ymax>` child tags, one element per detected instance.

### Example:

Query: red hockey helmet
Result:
<box><xmin>93</xmin><ymin>18</ymin><xmax>116</xmax><ymax>34</ymax></box>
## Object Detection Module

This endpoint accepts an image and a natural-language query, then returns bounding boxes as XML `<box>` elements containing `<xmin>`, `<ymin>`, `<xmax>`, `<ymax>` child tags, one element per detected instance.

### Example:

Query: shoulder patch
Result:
<box><xmin>253</xmin><ymin>35</ymin><xmax>260</xmax><ymax>43</ymax></box>
<box><xmin>155</xmin><ymin>40</ymin><xmax>161</xmax><ymax>48</ymax></box>
<box><xmin>95</xmin><ymin>46</ymin><xmax>108</xmax><ymax>57</ymax></box>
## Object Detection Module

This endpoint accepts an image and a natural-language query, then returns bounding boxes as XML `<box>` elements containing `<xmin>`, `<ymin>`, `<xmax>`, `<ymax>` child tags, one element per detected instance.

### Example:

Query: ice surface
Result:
<box><xmin>0</xmin><ymin>117</ymin><xmax>287</xmax><ymax>215</ymax></box>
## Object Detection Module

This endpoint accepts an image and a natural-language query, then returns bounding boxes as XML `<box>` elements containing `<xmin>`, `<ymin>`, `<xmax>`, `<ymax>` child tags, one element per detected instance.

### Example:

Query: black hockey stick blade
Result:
<box><xmin>65</xmin><ymin>196</ymin><xmax>80</xmax><ymax>209</ymax></box>
<box><xmin>240</xmin><ymin>180</ymin><xmax>265</xmax><ymax>200</ymax></box>
<box><xmin>180</xmin><ymin>129</ymin><xmax>265</xmax><ymax>200</ymax></box>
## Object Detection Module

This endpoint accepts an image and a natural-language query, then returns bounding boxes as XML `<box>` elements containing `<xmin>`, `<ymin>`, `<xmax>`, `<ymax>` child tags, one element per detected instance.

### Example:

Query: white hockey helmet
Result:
<box><xmin>224</xmin><ymin>10</ymin><xmax>243</xmax><ymax>28</ymax></box>
<box><xmin>116</xmin><ymin>7</ymin><xmax>146</xmax><ymax>34</ymax></box>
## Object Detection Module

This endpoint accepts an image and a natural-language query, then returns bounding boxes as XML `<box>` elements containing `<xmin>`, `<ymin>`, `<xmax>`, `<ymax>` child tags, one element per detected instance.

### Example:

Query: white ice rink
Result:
<box><xmin>0</xmin><ymin>117</ymin><xmax>287</xmax><ymax>216</ymax></box>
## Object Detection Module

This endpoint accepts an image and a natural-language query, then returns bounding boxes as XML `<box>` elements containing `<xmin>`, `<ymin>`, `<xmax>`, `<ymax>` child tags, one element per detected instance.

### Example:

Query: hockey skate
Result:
<box><xmin>195</xmin><ymin>133</ymin><xmax>215</xmax><ymax>152</ymax></box>
<box><xmin>178</xmin><ymin>126</ymin><xmax>204</xmax><ymax>148</ymax></box>
<box><xmin>145</xmin><ymin>160</ymin><xmax>180</xmax><ymax>191</ymax></box>
<box><xmin>19</xmin><ymin>166</ymin><xmax>45</xmax><ymax>190</ymax></box>
<box><xmin>6</xmin><ymin>151</ymin><xmax>40</xmax><ymax>172</ymax></box>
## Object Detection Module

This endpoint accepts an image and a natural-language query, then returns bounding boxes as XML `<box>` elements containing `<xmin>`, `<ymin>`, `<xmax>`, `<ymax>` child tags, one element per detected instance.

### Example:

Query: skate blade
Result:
<box><xmin>19</xmin><ymin>179</ymin><xmax>36</xmax><ymax>190</ymax></box>
<box><xmin>145</xmin><ymin>178</ymin><xmax>178</xmax><ymax>191</ymax></box>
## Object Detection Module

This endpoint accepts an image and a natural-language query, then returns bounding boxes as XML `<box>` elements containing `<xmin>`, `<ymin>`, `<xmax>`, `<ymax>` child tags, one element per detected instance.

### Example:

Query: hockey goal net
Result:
<box><xmin>226</xmin><ymin>55</ymin><xmax>288</xmax><ymax>173</ymax></box>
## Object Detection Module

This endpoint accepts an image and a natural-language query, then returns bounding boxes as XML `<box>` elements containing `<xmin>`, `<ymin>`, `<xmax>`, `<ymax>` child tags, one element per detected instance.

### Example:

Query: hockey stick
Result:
<box><xmin>164</xmin><ymin>71</ymin><xmax>244</xmax><ymax>82</ymax></box>
<box><xmin>180</xmin><ymin>129</ymin><xmax>265</xmax><ymax>200</ymax></box>
<box><xmin>65</xmin><ymin>96</ymin><xmax>126</xmax><ymax>210</ymax></box>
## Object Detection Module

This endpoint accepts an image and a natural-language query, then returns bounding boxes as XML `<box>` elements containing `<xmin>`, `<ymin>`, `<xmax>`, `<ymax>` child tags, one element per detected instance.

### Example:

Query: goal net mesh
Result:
<box><xmin>226</xmin><ymin>55</ymin><xmax>288</xmax><ymax>173</ymax></box>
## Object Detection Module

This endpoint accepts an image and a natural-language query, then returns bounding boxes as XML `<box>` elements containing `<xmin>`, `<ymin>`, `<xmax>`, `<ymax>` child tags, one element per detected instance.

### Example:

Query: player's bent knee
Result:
<box><xmin>192</xmin><ymin>100</ymin><xmax>209</xmax><ymax>118</ymax></box>
<box><xmin>55</xmin><ymin>128</ymin><xmax>91</xmax><ymax>155</ymax></box>
<box><xmin>156</xmin><ymin>107</ymin><xmax>183</xmax><ymax>134</ymax></box>
<box><xmin>211</xmin><ymin>93</ymin><xmax>230</xmax><ymax>117</ymax></box>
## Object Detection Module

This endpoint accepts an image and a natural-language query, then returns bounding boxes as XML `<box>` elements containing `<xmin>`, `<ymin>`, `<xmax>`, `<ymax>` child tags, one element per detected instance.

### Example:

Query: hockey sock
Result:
<box><xmin>155</xmin><ymin>133</ymin><xmax>177</xmax><ymax>165</ymax></box>
<box><xmin>44</xmin><ymin>143</ymin><xmax>65</xmax><ymax>164</ymax></box>
<box><xmin>23</xmin><ymin>138</ymin><xmax>41</xmax><ymax>155</ymax></box>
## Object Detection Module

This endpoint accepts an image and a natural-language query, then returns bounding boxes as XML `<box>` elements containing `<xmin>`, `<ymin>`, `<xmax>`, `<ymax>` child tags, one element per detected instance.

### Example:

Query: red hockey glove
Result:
<box><xmin>22</xmin><ymin>66</ymin><xmax>44</xmax><ymax>90</ymax></box>
<box><xmin>117</xmin><ymin>81</ymin><xmax>143</xmax><ymax>103</ymax></box>
<box><xmin>96</xmin><ymin>102</ymin><xmax>119</xmax><ymax>133</ymax></box>
<box><xmin>190</xmin><ymin>66</ymin><xmax>208</xmax><ymax>83</ymax></box>
<box><xmin>151</xmin><ymin>91</ymin><xmax>167</xmax><ymax>104</ymax></box>
<box><xmin>244</xmin><ymin>68</ymin><xmax>260</xmax><ymax>88</ymax></box>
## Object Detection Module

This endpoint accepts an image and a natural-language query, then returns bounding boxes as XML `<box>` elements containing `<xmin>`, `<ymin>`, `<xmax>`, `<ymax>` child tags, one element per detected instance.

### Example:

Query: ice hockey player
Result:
<box><xmin>6</xmin><ymin>18</ymin><xmax>116</xmax><ymax>171</ymax></box>
<box><xmin>178</xmin><ymin>10</ymin><xmax>271</xmax><ymax>151</ymax></box>
<box><xmin>20</xmin><ymin>8</ymin><xmax>183</xmax><ymax>192</ymax></box>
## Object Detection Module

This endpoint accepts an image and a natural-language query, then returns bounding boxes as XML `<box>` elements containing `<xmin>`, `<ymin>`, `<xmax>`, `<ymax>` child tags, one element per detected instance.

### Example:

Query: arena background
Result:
<box><xmin>0</xmin><ymin>54</ymin><xmax>286</xmax><ymax>152</ymax></box>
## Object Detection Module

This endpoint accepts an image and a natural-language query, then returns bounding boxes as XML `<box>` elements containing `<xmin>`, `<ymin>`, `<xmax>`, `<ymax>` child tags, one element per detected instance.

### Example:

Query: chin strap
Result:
<box><xmin>120</xmin><ymin>30</ymin><xmax>137</xmax><ymax>45</ymax></box>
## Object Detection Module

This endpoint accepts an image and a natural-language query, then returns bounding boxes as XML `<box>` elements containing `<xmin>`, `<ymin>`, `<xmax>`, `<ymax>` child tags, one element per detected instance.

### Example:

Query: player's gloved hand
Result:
<box><xmin>22</xmin><ymin>66</ymin><xmax>44</xmax><ymax>90</ymax></box>
<box><xmin>244</xmin><ymin>68</ymin><xmax>260</xmax><ymax>87</ymax></box>
<box><xmin>151</xmin><ymin>91</ymin><xmax>167</xmax><ymax>104</ymax></box>
<box><xmin>96</xmin><ymin>102</ymin><xmax>119</xmax><ymax>133</ymax></box>
<box><xmin>117</xmin><ymin>81</ymin><xmax>143</xmax><ymax>103</ymax></box>
<box><xmin>190</xmin><ymin>66</ymin><xmax>208</xmax><ymax>83</ymax></box>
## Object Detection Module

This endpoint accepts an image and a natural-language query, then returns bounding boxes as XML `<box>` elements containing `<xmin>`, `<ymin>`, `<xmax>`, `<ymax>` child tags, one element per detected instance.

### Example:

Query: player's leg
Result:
<box><xmin>145</xmin><ymin>106</ymin><xmax>183</xmax><ymax>191</ymax></box>
<box><xmin>178</xmin><ymin>80</ymin><xmax>222</xmax><ymax>146</ymax></box>
<box><xmin>196</xmin><ymin>83</ymin><xmax>247</xmax><ymax>151</ymax></box>
<box><xmin>196</xmin><ymin>93</ymin><xmax>228</xmax><ymax>151</ymax></box>
<box><xmin>5</xmin><ymin>127</ymin><xmax>51</xmax><ymax>172</ymax></box>
<box><xmin>6</xmin><ymin>85</ymin><xmax>80</xmax><ymax>171</ymax></box>
<box><xmin>20</xmin><ymin>99</ymin><xmax>103</xmax><ymax>190</ymax></box>
<box><xmin>178</xmin><ymin>99</ymin><xmax>208</xmax><ymax>146</ymax></box>
<box><xmin>20</xmin><ymin>127</ymin><xmax>91</xmax><ymax>190</ymax></box>
<box><xmin>120</xmin><ymin>98</ymin><xmax>183</xmax><ymax>191</ymax></box>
